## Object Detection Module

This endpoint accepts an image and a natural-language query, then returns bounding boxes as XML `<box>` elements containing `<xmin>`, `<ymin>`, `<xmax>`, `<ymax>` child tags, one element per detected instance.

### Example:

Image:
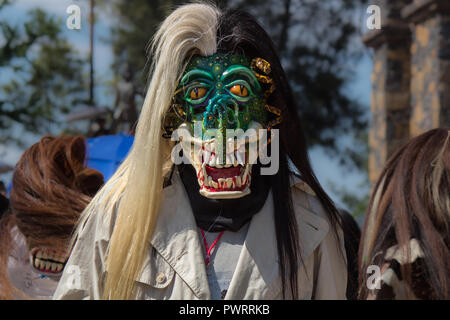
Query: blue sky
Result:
<box><xmin>0</xmin><ymin>0</ymin><xmax>373</xmax><ymax>215</ymax></box>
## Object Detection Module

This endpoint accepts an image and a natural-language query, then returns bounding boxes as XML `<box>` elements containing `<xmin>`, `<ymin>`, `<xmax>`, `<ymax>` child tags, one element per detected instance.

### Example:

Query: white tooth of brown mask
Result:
<box><xmin>56</xmin><ymin>264</ymin><xmax>63</xmax><ymax>272</ymax></box>
<box><xmin>36</xmin><ymin>250</ymin><xmax>43</xmax><ymax>259</ymax></box>
<box><xmin>34</xmin><ymin>258</ymin><xmax>41</xmax><ymax>268</ymax></box>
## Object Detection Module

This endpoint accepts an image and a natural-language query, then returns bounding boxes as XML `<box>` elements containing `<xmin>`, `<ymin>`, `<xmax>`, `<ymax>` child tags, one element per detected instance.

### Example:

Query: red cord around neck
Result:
<box><xmin>201</xmin><ymin>229</ymin><xmax>224</xmax><ymax>266</ymax></box>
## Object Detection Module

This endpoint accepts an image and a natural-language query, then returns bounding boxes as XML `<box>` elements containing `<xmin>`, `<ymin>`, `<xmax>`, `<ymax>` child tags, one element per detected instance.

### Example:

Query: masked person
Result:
<box><xmin>54</xmin><ymin>3</ymin><xmax>347</xmax><ymax>300</ymax></box>
<box><xmin>0</xmin><ymin>135</ymin><xmax>103</xmax><ymax>299</ymax></box>
<box><xmin>359</xmin><ymin>128</ymin><xmax>450</xmax><ymax>300</ymax></box>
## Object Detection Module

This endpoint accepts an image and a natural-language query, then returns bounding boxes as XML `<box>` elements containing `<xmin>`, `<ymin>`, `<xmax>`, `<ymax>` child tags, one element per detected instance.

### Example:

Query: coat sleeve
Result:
<box><xmin>52</xmin><ymin>204</ymin><xmax>114</xmax><ymax>300</ymax></box>
<box><xmin>309</xmin><ymin>196</ymin><xmax>348</xmax><ymax>300</ymax></box>
<box><xmin>312</xmin><ymin>223</ymin><xmax>348</xmax><ymax>299</ymax></box>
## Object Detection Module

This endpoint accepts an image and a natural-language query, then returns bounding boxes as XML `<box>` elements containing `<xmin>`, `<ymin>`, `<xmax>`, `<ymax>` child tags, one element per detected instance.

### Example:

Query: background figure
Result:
<box><xmin>338</xmin><ymin>209</ymin><xmax>361</xmax><ymax>300</ymax></box>
<box><xmin>88</xmin><ymin>117</ymin><xmax>110</xmax><ymax>138</ymax></box>
<box><xmin>110</xmin><ymin>62</ymin><xmax>139</xmax><ymax>135</ymax></box>
<box><xmin>0</xmin><ymin>135</ymin><xmax>103</xmax><ymax>299</ymax></box>
<box><xmin>358</xmin><ymin>128</ymin><xmax>450</xmax><ymax>300</ymax></box>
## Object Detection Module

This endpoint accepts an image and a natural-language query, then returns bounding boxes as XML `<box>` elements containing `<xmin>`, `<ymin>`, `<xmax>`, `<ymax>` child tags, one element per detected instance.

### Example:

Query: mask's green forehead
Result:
<box><xmin>185</xmin><ymin>53</ymin><xmax>251</xmax><ymax>73</ymax></box>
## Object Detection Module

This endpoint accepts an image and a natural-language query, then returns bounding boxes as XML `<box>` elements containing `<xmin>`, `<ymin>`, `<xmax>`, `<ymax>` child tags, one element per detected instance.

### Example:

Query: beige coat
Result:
<box><xmin>53</xmin><ymin>171</ymin><xmax>347</xmax><ymax>300</ymax></box>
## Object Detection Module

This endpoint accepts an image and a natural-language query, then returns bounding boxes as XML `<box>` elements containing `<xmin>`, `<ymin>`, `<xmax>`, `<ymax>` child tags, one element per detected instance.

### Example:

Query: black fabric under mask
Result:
<box><xmin>177</xmin><ymin>162</ymin><xmax>271</xmax><ymax>232</ymax></box>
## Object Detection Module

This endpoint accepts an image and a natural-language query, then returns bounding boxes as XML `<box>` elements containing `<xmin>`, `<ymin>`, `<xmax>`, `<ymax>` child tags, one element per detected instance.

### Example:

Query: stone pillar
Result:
<box><xmin>402</xmin><ymin>0</ymin><xmax>450</xmax><ymax>137</ymax></box>
<box><xmin>364</xmin><ymin>0</ymin><xmax>412</xmax><ymax>185</ymax></box>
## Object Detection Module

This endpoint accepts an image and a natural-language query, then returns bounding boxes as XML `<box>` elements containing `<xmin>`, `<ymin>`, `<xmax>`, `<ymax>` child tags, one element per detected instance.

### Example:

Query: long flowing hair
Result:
<box><xmin>76</xmin><ymin>2</ymin><xmax>342</xmax><ymax>299</ymax></box>
<box><xmin>358</xmin><ymin>128</ymin><xmax>450</xmax><ymax>299</ymax></box>
<box><xmin>0</xmin><ymin>135</ymin><xmax>103</xmax><ymax>299</ymax></box>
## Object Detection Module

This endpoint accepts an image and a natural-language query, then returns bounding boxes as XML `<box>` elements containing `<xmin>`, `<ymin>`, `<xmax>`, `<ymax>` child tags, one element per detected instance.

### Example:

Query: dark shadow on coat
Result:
<box><xmin>338</xmin><ymin>209</ymin><xmax>361</xmax><ymax>300</ymax></box>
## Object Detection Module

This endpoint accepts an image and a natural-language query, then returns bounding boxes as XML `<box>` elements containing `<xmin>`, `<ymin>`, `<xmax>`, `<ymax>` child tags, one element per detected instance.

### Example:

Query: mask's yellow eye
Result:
<box><xmin>189</xmin><ymin>87</ymin><xmax>207</xmax><ymax>100</ymax></box>
<box><xmin>229</xmin><ymin>84</ymin><xmax>248</xmax><ymax>97</ymax></box>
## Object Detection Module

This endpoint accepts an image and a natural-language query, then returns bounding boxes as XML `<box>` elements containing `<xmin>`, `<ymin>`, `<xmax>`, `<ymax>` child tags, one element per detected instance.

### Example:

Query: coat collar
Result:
<box><xmin>148</xmin><ymin>170</ymin><xmax>329</xmax><ymax>299</ymax></box>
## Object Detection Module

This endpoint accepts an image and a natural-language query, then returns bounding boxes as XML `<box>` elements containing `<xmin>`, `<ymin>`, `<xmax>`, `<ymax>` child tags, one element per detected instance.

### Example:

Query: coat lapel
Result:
<box><xmin>225</xmin><ymin>183</ymin><xmax>330</xmax><ymax>300</ymax></box>
<box><xmin>148</xmin><ymin>171</ymin><xmax>211</xmax><ymax>299</ymax></box>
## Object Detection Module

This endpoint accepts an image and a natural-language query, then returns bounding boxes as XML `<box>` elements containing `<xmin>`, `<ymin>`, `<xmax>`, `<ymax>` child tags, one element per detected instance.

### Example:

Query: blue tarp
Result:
<box><xmin>86</xmin><ymin>134</ymin><xmax>134</xmax><ymax>181</ymax></box>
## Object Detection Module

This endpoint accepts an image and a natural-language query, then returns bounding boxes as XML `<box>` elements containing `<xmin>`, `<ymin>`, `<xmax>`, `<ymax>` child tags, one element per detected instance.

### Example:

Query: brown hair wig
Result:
<box><xmin>359</xmin><ymin>128</ymin><xmax>450</xmax><ymax>299</ymax></box>
<box><xmin>0</xmin><ymin>135</ymin><xmax>104</xmax><ymax>299</ymax></box>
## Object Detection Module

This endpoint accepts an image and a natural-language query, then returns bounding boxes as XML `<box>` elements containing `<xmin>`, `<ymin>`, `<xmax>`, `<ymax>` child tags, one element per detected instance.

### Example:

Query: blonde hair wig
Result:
<box><xmin>74</xmin><ymin>3</ymin><xmax>220</xmax><ymax>299</ymax></box>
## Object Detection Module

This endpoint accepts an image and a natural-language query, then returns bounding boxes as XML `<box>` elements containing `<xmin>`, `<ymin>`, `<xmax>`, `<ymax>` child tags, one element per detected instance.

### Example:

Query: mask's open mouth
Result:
<box><xmin>177</xmin><ymin>121</ymin><xmax>261</xmax><ymax>199</ymax></box>
<box><xmin>201</xmin><ymin>164</ymin><xmax>250</xmax><ymax>192</ymax></box>
<box><xmin>30</xmin><ymin>247</ymin><xmax>68</xmax><ymax>276</ymax></box>
<box><xmin>195</xmin><ymin>145</ymin><xmax>253</xmax><ymax>199</ymax></box>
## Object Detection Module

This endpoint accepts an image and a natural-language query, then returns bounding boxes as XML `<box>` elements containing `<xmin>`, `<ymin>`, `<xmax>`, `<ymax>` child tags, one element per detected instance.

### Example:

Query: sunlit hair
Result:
<box><xmin>71</xmin><ymin>3</ymin><xmax>220</xmax><ymax>300</ymax></box>
<box><xmin>0</xmin><ymin>135</ymin><xmax>103</xmax><ymax>299</ymax></box>
<box><xmin>359</xmin><ymin>128</ymin><xmax>450</xmax><ymax>299</ymax></box>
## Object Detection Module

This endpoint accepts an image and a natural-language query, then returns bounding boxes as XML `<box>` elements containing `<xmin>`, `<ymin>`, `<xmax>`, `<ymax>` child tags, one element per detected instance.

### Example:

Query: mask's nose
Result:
<box><xmin>203</xmin><ymin>95</ymin><xmax>239</xmax><ymax>131</ymax></box>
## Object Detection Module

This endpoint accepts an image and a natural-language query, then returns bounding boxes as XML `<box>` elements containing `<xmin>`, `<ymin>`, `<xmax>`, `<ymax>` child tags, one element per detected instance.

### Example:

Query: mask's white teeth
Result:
<box><xmin>50</xmin><ymin>262</ymin><xmax>57</xmax><ymax>272</ymax></box>
<box><xmin>236</xmin><ymin>149</ymin><xmax>245</xmax><ymax>166</ymax></box>
<box><xmin>37</xmin><ymin>251</ymin><xmax>43</xmax><ymax>259</ymax></box>
<box><xmin>215</xmin><ymin>155</ymin><xmax>223</xmax><ymax>168</ymax></box>
<box><xmin>225</xmin><ymin>154</ymin><xmax>233</xmax><ymax>168</ymax></box>
<box><xmin>209</xmin><ymin>153</ymin><xmax>216</xmax><ymax>167</ymax></box>
<box><xmin>203</xmin><ymin>150</ymin><xmax>210</xmax><ymax>165</ymax></box>
<box><xmin>225</xmin><ymin>178</ymin><xmax>233</xmax><ymax>189</ymax></box>
<box><xmin>235</xmin><ymin>176</ymin><xmax>242</xmax><ymax>187</ymax></box>
<box><xmin>56</xmin><ymin>264</ymin><xmax>63</xmax><ymax>272</ymax></box>
<box><xmin>207</xmin><ymin>176</ymin><xmax>213</xmax><ymax>187</ymax></box>
<box><xmin>210</xmin><ymin>142</ymin><xmax>216</xmax><ymax>154</ymax></box>
<box><xmin>211</xmin><ymin>180</ymin><xmax>218</xmax><ymax>188</ymax></box>
<box><xmin>196</xmin><ymin>147</ymin><xmax>203</xmax><ymax>164</ymax></box>
<box><xmin>218</xmin><ymin>178</ymin><xmax>225</xmax><ymax>189</ymax></box>
<box><xmin>201</xmin><ymin>163</ymin><xmax>207</xmax><ymax>185</ymax></box>
<box><xmin>42</xmin><ymin>251</ymin><xmax>48</xmax><ymax>260</ymax></box>
<box><xmin>34</xmin><ymin>257</ymin><xmax>41</xmax><ymax>268</ymax></box>
<box><xmin>243</xmin><ymin>164</ymin><xmax>250</xmax><ymax>184</ymax></box>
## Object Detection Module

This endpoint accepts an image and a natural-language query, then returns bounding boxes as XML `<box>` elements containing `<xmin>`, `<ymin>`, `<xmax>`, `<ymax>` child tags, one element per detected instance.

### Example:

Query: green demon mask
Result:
<box><xmin>166</xmin><ymin>53</ymin><xmax>279</xmax><ymax>199</ymax></box>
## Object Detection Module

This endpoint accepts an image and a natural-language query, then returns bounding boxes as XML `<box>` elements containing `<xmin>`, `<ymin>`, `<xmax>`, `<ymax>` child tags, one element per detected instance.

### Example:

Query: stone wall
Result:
<box><xmin>364</xmin><ymin>0</ymin><xmax>411</xmax><ymax>185</ymax></box>
<box><xmin>404</xmin><ymin>0</ymin><xmax>450</xmax><ymax>136</ymax></box>
<box><xmin>365</xmin><ymin>0</ymin><xmax>450</xmax><ymax>185</ymax></box>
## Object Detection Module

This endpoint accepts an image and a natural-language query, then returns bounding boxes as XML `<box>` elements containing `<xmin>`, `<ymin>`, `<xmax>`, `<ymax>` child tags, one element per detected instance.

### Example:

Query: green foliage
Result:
<box><xmin>105</xmin><ymin>0</ymin><xmax>187</xmax><ymax>87</ymax></box>
<box><xmin>0</xmin><ymin>5</ymin><xmax>87</xmax><ymax>145</ymax></box>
